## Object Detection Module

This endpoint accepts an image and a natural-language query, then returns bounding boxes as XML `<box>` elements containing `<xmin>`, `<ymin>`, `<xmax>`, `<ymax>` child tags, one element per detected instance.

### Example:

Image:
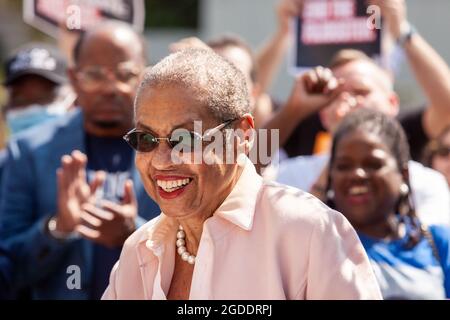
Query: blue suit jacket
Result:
<box><xmin>0</xmin><ymin>149</ymin><xmax>6</xmax><ymax>203</ymax></box>
<box><xmin>0</xmin><ymin>109</ymin><xmax>160</xmax><ymax>299</ymax></box>
<box><xmin>0</xmin><ymin>243</ymin><xmax>13</xmax><ymax>299</ymax></box>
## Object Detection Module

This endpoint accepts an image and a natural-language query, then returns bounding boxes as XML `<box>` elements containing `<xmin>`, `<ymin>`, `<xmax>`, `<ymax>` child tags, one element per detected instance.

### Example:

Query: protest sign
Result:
<box><xmin>23</xmin><ymin>0</ymin><xmax>145</xmax><ymax>38</ymax></box>
<box><xmin>291</xmin><ymin>0</ymin><xmax>381</xmax><ymax>71</ymax></box>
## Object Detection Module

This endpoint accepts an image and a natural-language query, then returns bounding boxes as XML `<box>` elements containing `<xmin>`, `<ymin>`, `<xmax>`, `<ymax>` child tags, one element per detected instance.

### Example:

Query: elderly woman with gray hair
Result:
<box><xmin>102</xmin><ymin>48</ymin><xmax>381</xmax><ymax>300</ymax></box>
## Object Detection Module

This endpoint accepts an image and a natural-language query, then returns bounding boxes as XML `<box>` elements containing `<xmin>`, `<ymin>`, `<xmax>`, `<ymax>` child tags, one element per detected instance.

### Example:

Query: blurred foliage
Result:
<box><xmin>3</xmin><ymin>0</ymin><xmax>21</xmax><ymax>10</ymax></box>
<box><xmin>145</xmin><ymin>0</ymin><xmax>199</xmax><ymax>29</ymax></box>
<box><xmin>0</xmin><ymin>0</ymin><xmax>51</xmax><ymax>41</ymax></box>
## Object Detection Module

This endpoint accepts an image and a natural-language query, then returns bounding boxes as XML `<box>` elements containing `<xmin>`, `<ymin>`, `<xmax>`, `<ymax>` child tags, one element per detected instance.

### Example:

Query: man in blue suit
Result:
<box><xmin>0</xmin><ymin>149</ymin><xmax>6</xmax><ymax>201</ymax></box>
<box><xmin>0</xmin><ymin>244</ymin><xmax>12</xmax><ymax>299</ymax></box>
<box><xmin>0</xmin><ymin>21</ymin><xmax>160</xmax><ymax>299</ymax></box>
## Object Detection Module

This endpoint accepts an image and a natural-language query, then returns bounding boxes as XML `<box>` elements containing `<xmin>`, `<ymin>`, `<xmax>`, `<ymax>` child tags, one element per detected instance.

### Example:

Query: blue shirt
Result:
<box><xmin>358</xmin><ymin>224</ymin><xmax>450</xmax><ymax>299</ymax></box>
<box><xmin>0</xmin><ymin>244</ymin><xmax>13</xmax><ymax>299</ymax></box>
<box><xmin>85</xmin><ymin>133</ymin><xmax>133</xmax><ymax>300</ymax></box>
<box><xmin>0</xmin><ymin>149</ymin><xmax>7</xmax><ymax>202</ymax></box>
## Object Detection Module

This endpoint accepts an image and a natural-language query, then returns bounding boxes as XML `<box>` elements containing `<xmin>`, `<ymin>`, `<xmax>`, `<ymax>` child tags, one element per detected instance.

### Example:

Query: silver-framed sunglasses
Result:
<box><xmin>123</xmin><ymin>119</ymin><xmax>238</xmax><ymax>153</ymax></box>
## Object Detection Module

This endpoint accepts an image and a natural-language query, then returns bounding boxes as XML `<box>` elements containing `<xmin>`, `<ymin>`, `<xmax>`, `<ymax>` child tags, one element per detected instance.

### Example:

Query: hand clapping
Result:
<box><xmin>54</xmin><ymin>150</ymin><xmax>137</xmax><ymax>248</ymax></box>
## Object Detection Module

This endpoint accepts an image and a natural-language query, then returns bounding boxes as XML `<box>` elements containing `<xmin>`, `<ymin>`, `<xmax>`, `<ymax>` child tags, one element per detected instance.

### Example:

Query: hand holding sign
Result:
<box><xmin>277</xmin><ymin>0</ymin><xmax>305</xmax><ymax>34</ymax></box>
<box><xmin>369</xmin><ymin>0</ymin><xmax>407</xmax><ymax>40</ymax></box>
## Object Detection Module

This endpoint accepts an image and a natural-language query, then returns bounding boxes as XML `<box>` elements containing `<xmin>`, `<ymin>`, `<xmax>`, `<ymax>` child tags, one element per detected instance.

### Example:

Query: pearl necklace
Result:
<box><xmin>176</xmin><ymin>225</ymin><xmax>196</xmax><ymax>265</ymax></box>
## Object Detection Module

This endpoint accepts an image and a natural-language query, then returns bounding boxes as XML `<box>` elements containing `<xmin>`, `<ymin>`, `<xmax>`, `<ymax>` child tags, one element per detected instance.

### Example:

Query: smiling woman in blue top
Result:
<box><xmin>326</xmin><ymin>108</ymin><xmax>450</xmax><ymax>299</ymax></box>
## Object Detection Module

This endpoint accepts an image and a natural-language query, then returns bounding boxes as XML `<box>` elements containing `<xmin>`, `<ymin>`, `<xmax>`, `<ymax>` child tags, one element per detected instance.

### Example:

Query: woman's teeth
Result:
<box><xmin>157</xmin><ymin>178</ymin><xmax>191</xmax><ymax>193</ymax></box>
<box><xmin>348</xmin><ymin>185</ymin><xmax>369</xmax><ymax>195</ymax></box>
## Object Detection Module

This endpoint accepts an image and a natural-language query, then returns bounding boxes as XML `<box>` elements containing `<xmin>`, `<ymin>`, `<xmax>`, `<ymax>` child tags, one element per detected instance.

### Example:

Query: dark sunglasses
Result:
<box><xmin>123</xmin><ymin>119</ymin><xmax>237</xmax><ymax>153</ymax></box>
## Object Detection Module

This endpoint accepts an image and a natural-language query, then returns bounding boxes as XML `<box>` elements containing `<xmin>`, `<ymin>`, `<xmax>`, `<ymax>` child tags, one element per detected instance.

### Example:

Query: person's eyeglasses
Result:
<box><xmin>76</xmin><ymin>62</ymin><xmax>140</xmax><ymax>92</ymax></box>
<box><xmin>123</xmin><ymin>119</ymin><xmax>238</xmax><ymax>153</ymax></box>
<box><xmin>434</xmin><ymin>146</ymin><xmax>450</xmax><ymax>158</ymax></box>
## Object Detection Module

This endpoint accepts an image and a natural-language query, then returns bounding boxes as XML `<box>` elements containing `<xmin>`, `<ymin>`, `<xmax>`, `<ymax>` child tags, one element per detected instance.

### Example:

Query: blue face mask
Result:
<box><xmin>6</xmin><ymin>104</ymin><xmax>59</xmax><ymax>134</ymax></box>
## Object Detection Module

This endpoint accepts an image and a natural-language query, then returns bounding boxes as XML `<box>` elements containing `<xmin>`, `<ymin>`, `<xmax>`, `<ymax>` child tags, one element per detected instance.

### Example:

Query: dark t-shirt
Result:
<box><xmin>0</xmin><ymin>244</ymin><xmax>13</xmax><ymax>299</ymax></box>
<box><xmin>0</xmin><ymin>149</ymin><xmax>7</xmax><ymax>203</ymax></box>
<box><xmin>283</xmin><ymin>107</ymin><xmax>429</xmax><ymax>162</ymax></box>
<box><xmin>398</xmin><ymin>107</ymin><xmax>429</xmax><ymax>163</ymax></box>
<box><xmin>85</xmin><ymin>133</ymin><xmax>134</xmax><ymax>300</ymax></box>
<box><xmin>283</xmin><ymin>113</ymin><xmax>326</xmax><ymax>157</ymax></box>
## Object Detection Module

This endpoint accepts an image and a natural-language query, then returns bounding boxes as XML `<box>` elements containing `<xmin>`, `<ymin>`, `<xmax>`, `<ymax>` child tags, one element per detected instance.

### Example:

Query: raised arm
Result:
<box><xmin>260</xmin><ymin>66</ymin><xmax>342</xmax><ymax>161</ymax></box>
<box><xmin>375</xmin><ymin>0</ymin><xmax>450</xmax><ymax>137</ymax></box>
<box><xmin>255</xmin><ymin>0</ymin><xmax>304</xmax><ymax>92</ymax></box>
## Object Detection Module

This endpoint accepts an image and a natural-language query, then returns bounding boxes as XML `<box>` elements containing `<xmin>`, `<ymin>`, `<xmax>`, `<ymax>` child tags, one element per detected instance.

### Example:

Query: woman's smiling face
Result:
<box><xmin>134</xmin><ymin>84</ymin><xmax>241</xmax><ymax>219</ymax></box>
<box><xmin>330</xmin><ymin>129</ymin><xmax>405</xmax><ymax>232</ymax></box>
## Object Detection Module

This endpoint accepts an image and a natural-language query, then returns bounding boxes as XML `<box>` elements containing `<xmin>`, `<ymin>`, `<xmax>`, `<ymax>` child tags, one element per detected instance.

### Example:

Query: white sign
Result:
<box><xmin>23</xmin><ymin>0</ymin><xmax>145</xmax><ymax>38</ymax></box>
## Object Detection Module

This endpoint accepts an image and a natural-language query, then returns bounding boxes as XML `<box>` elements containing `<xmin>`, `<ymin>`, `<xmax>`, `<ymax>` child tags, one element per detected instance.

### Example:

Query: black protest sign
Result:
<box><xmin>293</xmin><ymin>0</ymin><xmax>381</xmax><ymax>69</ymax></box>
<box><xmin>23</xmin><ymin>0</ymin><xmax>145</xmax><ymax>38</ymax></box>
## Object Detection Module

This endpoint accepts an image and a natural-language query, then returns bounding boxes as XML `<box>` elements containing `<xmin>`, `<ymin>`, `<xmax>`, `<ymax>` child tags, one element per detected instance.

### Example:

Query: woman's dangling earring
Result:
<box><xmin>326</xmin><ymin>189</ymin><xmax>335</xmax><ymax>201</ymax></box>
<box><xmin>400</xmin><ymin>183</ymin><xmax>409</xmax><ymax>196</ymax></box>
<box><xmin>398</xmin><ymin>183</ymin><xmax>410</xmax><ymax>216</ymax></box>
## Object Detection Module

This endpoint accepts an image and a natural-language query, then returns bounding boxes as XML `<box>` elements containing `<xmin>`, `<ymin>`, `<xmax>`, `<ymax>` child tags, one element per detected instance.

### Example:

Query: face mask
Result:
<box><xmin>5</xmin><ymin>85</ymin><xmax>76</xmax><ymax>135</ymax></box>
<box><xmin>6</xmin><ymin>104</ymin><xmax>59</xmax><ymax>134</ymax></box>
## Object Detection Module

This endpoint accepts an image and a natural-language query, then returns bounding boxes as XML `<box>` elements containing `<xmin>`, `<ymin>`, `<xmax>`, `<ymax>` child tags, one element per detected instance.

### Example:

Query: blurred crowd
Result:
<box><xmin>1</xmin><ymin>0</ymin><xmax>450</xmax><ymax>300</ymax></box>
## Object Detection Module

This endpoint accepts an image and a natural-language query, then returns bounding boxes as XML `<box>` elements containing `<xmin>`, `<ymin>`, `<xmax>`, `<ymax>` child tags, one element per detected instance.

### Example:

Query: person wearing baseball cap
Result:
<box><xmin>2</xmin><ymin>42</ymin><xmax>74</xmax><ymax>135</ymax></box>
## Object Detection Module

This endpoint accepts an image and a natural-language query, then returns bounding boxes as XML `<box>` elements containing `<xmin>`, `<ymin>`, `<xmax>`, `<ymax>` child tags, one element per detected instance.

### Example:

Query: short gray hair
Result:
<box><xmin>135</xmin><ymin>48</ymin><xmax>250</xmax><ymax>122</ymax></box>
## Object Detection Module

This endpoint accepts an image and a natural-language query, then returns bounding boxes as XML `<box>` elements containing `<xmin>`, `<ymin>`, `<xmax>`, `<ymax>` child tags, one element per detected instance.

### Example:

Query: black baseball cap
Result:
<box><xmin>3</xmin><ymin>43</ymin><xmax>68</xmax><ymax>86</ymax></box>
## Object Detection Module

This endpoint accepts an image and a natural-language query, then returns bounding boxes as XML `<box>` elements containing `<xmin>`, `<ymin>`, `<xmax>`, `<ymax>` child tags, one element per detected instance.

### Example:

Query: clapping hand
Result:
<box><xmin>55</xmin><ymin>150</ymin><xmax>105</xmax><ymax>233</ymax></box>
<box><xmin>76</xmin><ymin>180</ymin><xmax>137</xmax><ymax>248</ymax></box>
<box><xmin>55</xmin><ymin>150</ymin><xmax>137</xmax><ymax>248</ymax></box>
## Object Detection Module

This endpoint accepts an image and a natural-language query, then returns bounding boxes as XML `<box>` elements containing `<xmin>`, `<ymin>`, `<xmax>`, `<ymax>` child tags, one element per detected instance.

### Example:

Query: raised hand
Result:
<box><xmin>369</xmin><ymin>0</ymin><xmax>407</xmax><ymax>40</ymax></box>
<box><xmin>285</xmin><ymin>66</ymin><xmax>343</xmax><ymax>118</ymax></box>
<box><xmin>55</xmin><ymin>150</ymin><xmax>105</xmax><ymax>233</ymax></box>
<box><xmin>277</xmin><ymin>0</ymin><xmax>305</xmax><ymax>34</ymax></box>
<box><xmin>76</xmin><ymin>180</ymin><xmax>138</xmax><ymax>248</ymax></box>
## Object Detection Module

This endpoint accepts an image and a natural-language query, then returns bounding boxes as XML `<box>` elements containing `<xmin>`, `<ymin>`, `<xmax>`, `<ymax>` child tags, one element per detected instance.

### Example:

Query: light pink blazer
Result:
<box><xmin>102</xmin><ymin>160</ymin><xmax>382</xmax><ymax>300</ymax></box>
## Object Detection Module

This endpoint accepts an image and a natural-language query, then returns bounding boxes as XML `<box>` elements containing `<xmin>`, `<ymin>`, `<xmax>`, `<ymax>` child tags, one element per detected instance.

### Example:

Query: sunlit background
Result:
<box><xmin>1</xmin><ymin>0</ymin><xmax>450</xmax><ymax>148</ymax></box>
